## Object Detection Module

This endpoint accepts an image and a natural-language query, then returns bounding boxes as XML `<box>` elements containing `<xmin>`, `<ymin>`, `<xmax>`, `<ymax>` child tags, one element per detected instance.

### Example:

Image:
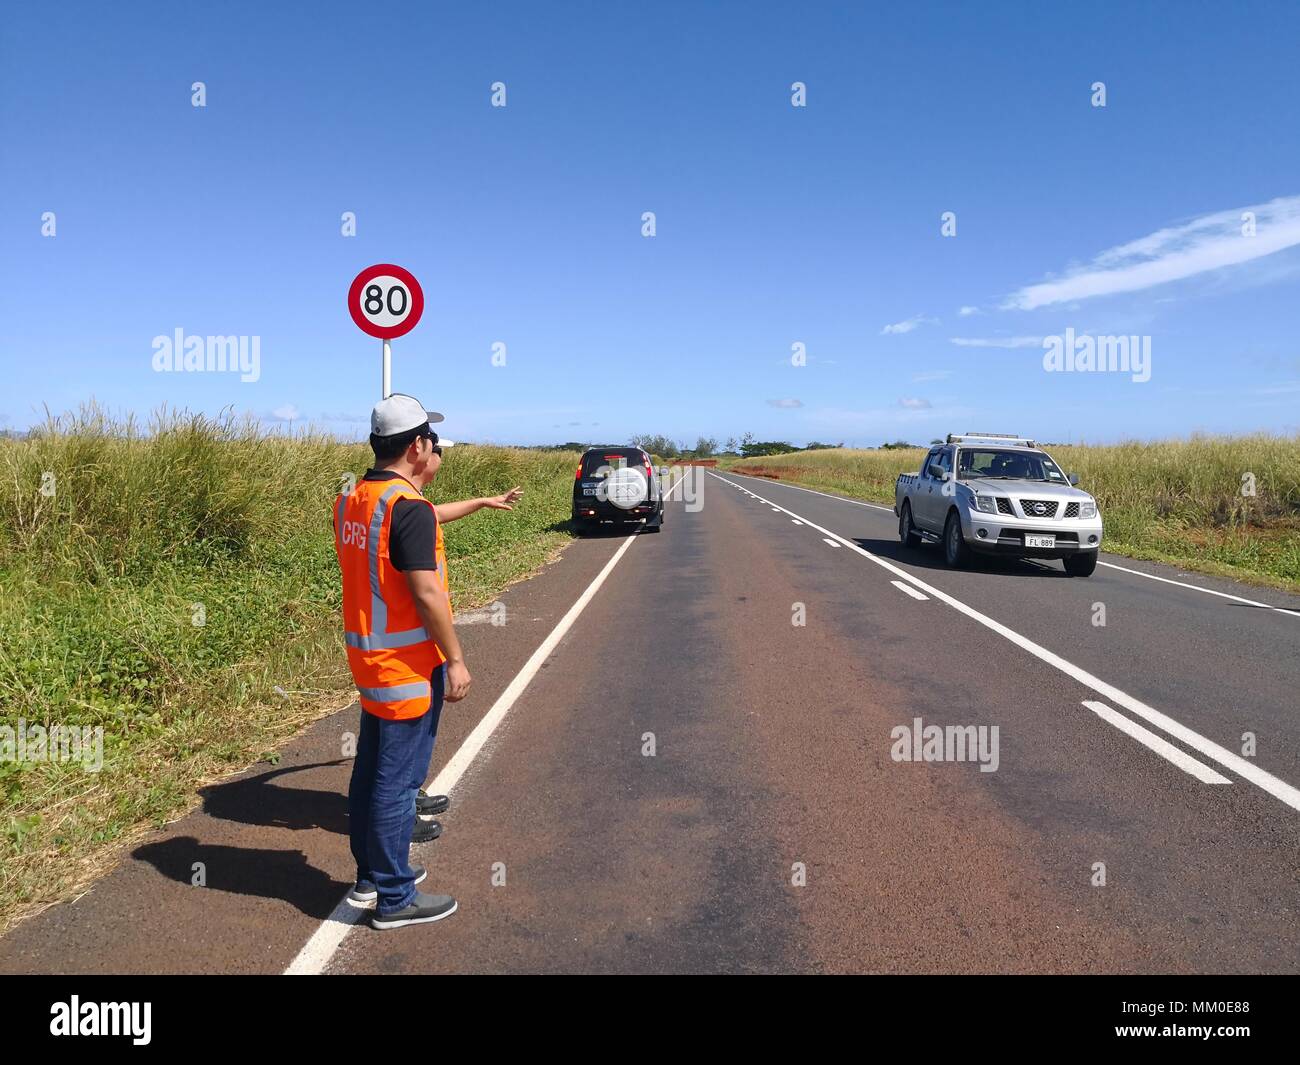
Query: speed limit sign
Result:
<box><xmin>348</xmin><ymin>263</ymin><xmax>424</xmax><ymax>398</ymax></box>
<box><xmin>348</xmin><ymin>264</ymin><xmax>424</xmax><ymax>339</ymax></box>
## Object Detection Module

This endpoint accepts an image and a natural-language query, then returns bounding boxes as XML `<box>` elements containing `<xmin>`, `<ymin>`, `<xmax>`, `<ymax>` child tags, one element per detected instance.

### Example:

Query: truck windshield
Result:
<box><xmin>957</xmin><ymin>449</ymin><xmax>1067</xmax><ymax>483</ymax></box>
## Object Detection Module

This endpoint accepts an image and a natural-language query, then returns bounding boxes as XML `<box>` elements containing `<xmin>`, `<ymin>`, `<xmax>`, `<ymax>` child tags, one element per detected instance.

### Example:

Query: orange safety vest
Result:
<box><xmin>333</xmin><ymin>476</ymin><xmax>450</xmax><ymax>720</ymax></box>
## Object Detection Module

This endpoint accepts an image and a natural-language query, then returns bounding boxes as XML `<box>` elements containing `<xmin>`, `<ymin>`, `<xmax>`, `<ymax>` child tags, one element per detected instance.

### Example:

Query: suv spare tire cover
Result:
<box><xmin>600</xmin><ymin>466</ymin><xmax>648</xmax><ymax>509</ymax></box>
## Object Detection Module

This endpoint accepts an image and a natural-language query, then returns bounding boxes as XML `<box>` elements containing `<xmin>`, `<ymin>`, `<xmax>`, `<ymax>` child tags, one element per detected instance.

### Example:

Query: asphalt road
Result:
<box><xmin>2</xmin><ymin>468</ymin><xmax>1297</xmax><ymax>974</ymax></box>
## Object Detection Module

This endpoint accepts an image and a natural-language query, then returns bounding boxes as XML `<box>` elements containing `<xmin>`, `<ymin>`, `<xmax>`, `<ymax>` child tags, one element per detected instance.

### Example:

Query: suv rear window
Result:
<box><xmin>582</xmin><ymin>450</ymin><xmax>645</xmax><ymax>477</ymax></box>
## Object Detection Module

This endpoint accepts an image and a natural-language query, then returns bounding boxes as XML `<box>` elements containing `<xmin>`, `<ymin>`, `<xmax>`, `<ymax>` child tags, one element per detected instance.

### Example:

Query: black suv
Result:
<box><xmin>572</xmin><ymin>446</ymin><xmax>664</xmax><ymax>534</ymax></box>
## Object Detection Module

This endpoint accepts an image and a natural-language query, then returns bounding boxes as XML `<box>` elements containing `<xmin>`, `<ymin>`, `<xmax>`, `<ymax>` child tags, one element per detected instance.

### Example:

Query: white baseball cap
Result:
<box><xmin>370</xmin><ymin>393</ymin><xmax>453</xmax><ymax>446</ymax></box>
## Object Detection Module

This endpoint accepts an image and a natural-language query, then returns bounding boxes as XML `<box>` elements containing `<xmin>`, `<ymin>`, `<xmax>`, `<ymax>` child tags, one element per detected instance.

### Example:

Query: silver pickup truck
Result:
<box><xmin>894</xmin><ymin>433</ymin><xmax>1102</xmax><ymax>576</ymax></box>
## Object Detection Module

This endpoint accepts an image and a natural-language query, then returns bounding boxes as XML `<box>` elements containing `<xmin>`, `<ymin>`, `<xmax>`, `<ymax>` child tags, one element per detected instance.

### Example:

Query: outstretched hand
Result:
<box><xmin>484</xmin><ymin>486</ymin><xmax>523</xmax><ymax>510</ymax></box>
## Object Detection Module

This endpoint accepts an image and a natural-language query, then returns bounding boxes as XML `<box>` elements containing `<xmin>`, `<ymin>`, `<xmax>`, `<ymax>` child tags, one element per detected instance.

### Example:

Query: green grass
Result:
<box><xmin>722</xmin><ymin>436</ymin><xmax>1300</xmax><ymax>592</ymax></box>
<box><xmin>0</xmin><ymin>405</ymin><xmax>580</xmax><ymax>933</ymax></box>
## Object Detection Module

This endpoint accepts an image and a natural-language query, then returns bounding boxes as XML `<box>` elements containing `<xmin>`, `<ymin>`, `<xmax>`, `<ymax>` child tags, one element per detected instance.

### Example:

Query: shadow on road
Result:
<box><xmin>199</xmin><ymin>760</ymin><xmax>351</xmax><ymax>835</ymax></box>
<box><xmin>132</xmin><ymin>835</ymin><xmax>349</xmax><ymax>919</ymax></box>
<box><xmin>570</xmin><ymin>521</ymin><xmax>651</xmax><ymax>538</ymax></box>
<box><xmin>852</xmin><ymin>537</ymin><xmax>1071</xmax><ymax>579</ymax></box>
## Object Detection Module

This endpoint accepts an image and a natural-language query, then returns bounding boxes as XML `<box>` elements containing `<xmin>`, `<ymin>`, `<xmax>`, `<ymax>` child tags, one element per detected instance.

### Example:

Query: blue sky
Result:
<box><xmin>2</xmin><ymin>1</ymin><xmax>1298</xmax><ymax>447</ymax></box>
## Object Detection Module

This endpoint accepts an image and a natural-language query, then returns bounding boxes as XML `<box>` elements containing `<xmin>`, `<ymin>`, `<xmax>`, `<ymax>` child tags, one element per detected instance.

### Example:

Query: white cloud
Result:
<box><xmin>270</xmin><ymin>404</ymin><xmax>301</xmax><ymax>421</ymax></box>
<box><xmin>949</xmin><ymin>336</ymin><xmax>1043</xmax><ymax>348</ymax></box>
<box><xmin>958</xmin><ymin>306</ymin><xmax>982</xmax><ymax>317</ymax></box>
<box><xmin>767</xmin><ymin>398</ymin><xmax>804</xmax><ymax>408</ymax></box>
<box><xmin>898</xmin><ymin>397</ymin><xmax>932</xmax><ymax>409</ymax></box>
<box><xmin>881</xmin><ymin>314</ymin><xmax>936</xmax><ymax>335</ymax></box>
<box><xmin>1003</xmin><ymin>194</ymin><xmax>1300</xmax><ymax>310</ymax></box>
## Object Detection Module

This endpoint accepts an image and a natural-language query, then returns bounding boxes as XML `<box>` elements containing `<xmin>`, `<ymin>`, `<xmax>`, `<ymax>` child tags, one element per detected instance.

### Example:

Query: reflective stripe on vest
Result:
<box><xmin>345</xmin><ymin>627</ymin><xmax>429</xmax><ymax>651</ymax></box>
<box><xmin>357</xmin><ymin>679</ymin><xmax>431</xmax><ymax>704</ymax></box>
<box><xmin>352</xmin><ymin>484</ymin><xmax>431</xmax><ymax>651</ymax></box>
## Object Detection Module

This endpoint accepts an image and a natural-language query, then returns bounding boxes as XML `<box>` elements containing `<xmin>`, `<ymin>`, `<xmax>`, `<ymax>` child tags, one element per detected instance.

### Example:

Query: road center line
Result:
<box><xmin>891</xmin><ymin>580</ymin><xmax>929</xmax><ymax>601</ymax></box>
<box><xmin>710</xmin><ymin>471</ymin><xmax>1300</xmax><ymax>814</ymax></box>
<box><xmin>1083</xmin><ymin>701</ymin><xmax>1231</xmax><ymax>785</ymax></box>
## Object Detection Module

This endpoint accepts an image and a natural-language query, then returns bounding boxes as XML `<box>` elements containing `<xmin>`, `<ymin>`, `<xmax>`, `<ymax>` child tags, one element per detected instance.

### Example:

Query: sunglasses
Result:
<box><xmin>417</xmin><ymin>427</ymin><xmax>443</xmax><ymax>456</ymax></box>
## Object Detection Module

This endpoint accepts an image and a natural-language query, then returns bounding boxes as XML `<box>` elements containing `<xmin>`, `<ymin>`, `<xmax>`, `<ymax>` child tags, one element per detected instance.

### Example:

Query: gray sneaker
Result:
<box><xmin>347</xmin><ymin>866</ymin><xmax>426</xmax><ymax>906</ymax></box>
<box><xmin>371</xmin><ymin>891</ymin><xmax>458</xmax><ymax>930</ymax></box>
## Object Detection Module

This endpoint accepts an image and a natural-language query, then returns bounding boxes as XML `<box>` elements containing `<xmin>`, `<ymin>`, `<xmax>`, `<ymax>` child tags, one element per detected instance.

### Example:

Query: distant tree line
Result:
<box><xmin>537</xmin><ymin>434</ymin><xmax>926</xmax><ymax>457</ymax></box>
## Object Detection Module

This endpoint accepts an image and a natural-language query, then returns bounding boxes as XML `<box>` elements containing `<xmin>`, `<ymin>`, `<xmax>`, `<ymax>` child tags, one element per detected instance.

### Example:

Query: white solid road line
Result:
<box><xmin>726</xmin><ymin>471</ymin><xmax>1300</xmax><ymax>618</ymax></box>
<box><xmin>285</xmin><ymin>476</ymin><xmax>689</xmax><ymax>975</ymax></box>
<box><xmin>710</xmin><ymin>471</ymin><xmax>1300</xmax><ymax>814</ymax></box>
<box><xmin>891</xmin><ymin>580</ymin><xmax>929</xmax><ymax>601</ymax></box>
<box><xmin>1095</xmin><ymin>560</ymin><xmax>1300</xmax><ymax>619</ymax></box>
<box><xmin>285</xmin><ymin>534</ymin><xmax>638</xmax><ymax>975</ymax></box>
<box><xmin>1083</xmin><ymin>701</ymin><xmax>1231</xmax><ymax>785</ymax></box>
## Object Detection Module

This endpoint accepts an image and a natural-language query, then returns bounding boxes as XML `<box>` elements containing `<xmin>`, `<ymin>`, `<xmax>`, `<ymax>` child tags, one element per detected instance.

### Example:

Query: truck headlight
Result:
<box><xmin>1079</xmin><ymin>500</ymin><xmax>1097</xmax><ymax>518</ymax></box>
<box><xmin>973</xmin><ymin>495</ymin><xmax>997</xmax><ymax>514</ymax></box>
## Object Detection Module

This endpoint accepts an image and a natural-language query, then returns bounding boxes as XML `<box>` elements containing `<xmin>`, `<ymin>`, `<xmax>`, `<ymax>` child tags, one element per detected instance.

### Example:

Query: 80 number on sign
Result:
<box><xmin>348</xmin><ymin>264</ymin><xmax>424</xmax><ymax>339</ymax></box>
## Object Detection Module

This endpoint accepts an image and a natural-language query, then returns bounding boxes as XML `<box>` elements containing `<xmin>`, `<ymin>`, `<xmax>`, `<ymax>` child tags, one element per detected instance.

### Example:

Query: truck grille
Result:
<box><xmin>1063</xmin><ymin>501</ymin><xmax>1079</xmax><ymax>518</ymax></box>
<box><xmin>996</xmin><ymin>497</ymin><xmax>1013</xmax><ymax>514</ymax></box>
<box><xmin>1019</xmin><ymin>499</ymin><xmax>1058</xmax><ymax>518</ymax></box>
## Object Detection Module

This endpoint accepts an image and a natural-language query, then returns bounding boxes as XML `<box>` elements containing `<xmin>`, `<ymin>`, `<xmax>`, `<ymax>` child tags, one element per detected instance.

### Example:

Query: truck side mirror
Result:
<box><xmin>928</xmin><ymin>465</ymin><xmax>945</xmax><ymax>480</ymax></box>
<box><xmin>1068</xmin><ymin>473</ymin><xmax>1080</xmax><ymax>486</ymax></box>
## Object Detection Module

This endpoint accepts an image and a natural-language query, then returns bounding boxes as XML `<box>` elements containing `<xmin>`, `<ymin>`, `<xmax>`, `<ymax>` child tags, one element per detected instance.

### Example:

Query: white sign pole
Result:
<box><xmin>382</xmin><ymin>338</ymin><xmax>391</xmax><ymax>398</ymax></box>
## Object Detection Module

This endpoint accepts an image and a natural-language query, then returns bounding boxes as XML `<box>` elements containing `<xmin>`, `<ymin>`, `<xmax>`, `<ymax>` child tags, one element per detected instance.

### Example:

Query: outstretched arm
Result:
<box><xmin>434</xmin><ymin>486</ymin><xmax>523</xmax><ymax>524</ymax></box>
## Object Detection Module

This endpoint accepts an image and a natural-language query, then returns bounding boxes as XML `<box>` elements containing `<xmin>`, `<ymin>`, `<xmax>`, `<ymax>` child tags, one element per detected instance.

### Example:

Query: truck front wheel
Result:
<box><xmin>1063</xmin><ymin>551</ymin><xmax>1098</xmax><ymax>577</ymax></box>
<box><xmin>943</xmin><ymin>510</ymin><xmax>970</xmax><ymax>568</ymax></box>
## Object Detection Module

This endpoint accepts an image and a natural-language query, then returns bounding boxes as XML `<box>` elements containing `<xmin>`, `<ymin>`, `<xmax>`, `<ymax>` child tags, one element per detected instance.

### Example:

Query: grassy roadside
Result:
<box><xmin>0</xmin><ymin>407</ymin><xmax>580</xmax><ymax>934</ymax></box>
<box><xmin>720</xmin><ymin>436</ymin><xmax>1300</xmax><ymax>594</ymax></box>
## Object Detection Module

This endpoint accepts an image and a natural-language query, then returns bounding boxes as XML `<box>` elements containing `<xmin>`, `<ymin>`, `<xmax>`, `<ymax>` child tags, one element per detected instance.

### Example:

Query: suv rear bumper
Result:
<box><xmin>573</xmin><ymin>499</ymin><xmax>660</xmax><ymax>522</ymax></box>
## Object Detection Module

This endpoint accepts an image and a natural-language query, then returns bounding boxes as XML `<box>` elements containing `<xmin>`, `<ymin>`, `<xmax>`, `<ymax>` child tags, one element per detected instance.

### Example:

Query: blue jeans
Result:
<box><xmin>348</xmin><ymin>665</ymin><xmax>445</xmax><ymax>914</ymax></box>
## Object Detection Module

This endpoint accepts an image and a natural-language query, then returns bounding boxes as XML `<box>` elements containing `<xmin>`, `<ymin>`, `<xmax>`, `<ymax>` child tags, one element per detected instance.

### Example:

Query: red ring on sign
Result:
<box><xmin>348</xmin><ymin>263</ymin><xmax>425</xmax><ymax>339</ymax></box>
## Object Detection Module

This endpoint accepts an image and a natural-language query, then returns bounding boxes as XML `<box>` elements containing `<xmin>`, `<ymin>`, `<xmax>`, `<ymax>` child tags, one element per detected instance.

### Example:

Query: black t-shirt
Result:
<box><xmin>359</xmin><ymin>470</ymin><xmax>439</xmax><ymax>572</ymax></box>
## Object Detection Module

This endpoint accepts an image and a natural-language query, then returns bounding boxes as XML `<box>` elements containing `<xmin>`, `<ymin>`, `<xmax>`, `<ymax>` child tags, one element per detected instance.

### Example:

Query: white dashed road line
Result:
<box><xmin>1083</xmin><ymin>701</ymin><xmax>1231</xmax><ymax>785</ymax></box>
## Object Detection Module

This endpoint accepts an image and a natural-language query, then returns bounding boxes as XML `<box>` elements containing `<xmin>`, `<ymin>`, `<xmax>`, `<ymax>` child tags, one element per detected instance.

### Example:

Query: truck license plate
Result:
<box><xmin>1025</xmin><ymin>534</ymin><xmax>1055</xmax><ymax>548</ymax></box>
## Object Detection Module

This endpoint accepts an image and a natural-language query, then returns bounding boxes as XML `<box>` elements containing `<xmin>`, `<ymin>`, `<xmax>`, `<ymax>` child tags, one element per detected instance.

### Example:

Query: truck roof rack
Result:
<box><xmin>946</xmin><ymin>433</ymin><xmax>1037</xmax><ymax>448</ymax></box>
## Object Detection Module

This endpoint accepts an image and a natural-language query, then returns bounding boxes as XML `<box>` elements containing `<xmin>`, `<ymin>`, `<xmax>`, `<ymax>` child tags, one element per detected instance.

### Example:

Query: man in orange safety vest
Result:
<box><xmin>334</xmin><ymin>393</ymin><xmax>521</xmax><ymax>929</ymax></box>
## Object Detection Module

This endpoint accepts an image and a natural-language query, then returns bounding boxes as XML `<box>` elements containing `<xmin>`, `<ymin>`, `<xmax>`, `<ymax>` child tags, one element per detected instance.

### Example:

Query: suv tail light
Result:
<box><xmin>575</xmin><ymin>463</ymin><xmax>583</xmax><ymax>480</ymax></box>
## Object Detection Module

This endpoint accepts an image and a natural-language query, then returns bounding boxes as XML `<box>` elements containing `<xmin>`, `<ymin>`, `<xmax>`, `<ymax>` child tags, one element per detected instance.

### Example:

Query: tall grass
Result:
<box><xmin>0</xmin><ymin>405</ymin><xmax>579</xmax><ymax>931</ymax></box>
<box><xmin>724</xmin><ymin>436</ymin><xmax>1300</xmax><ymax>589</ymax></box>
